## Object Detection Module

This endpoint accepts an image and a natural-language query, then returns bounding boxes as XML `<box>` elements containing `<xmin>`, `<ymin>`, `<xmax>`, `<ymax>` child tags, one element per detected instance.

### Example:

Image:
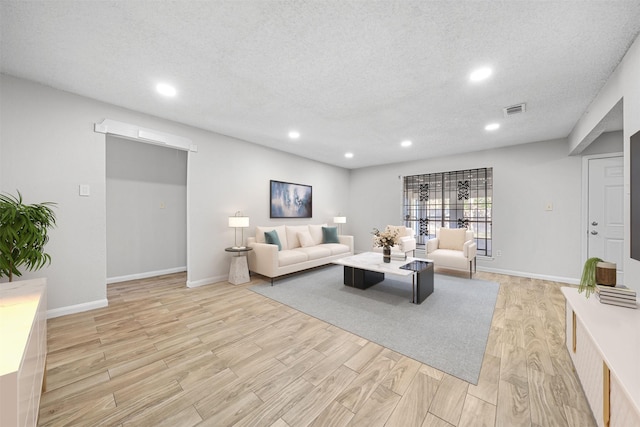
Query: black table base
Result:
<box><xmin>342</xmin><ymin>262</ymin><xmax>434</xmax><ymax>304</ymax></box>
<box><xmin>343</xmin><ymin>266</ymin><xmax>385</xmax><ymax>289</ymax></box>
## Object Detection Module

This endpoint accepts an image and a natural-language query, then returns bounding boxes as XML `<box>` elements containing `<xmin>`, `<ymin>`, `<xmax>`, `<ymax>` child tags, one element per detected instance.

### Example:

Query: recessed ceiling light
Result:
<box><xmin>288</xmin><ymin>130</ymin><xmax>300</xmax><ymax>139</ymax></box>
<box><xmin>401</xmin><ymin>140</ymin><xmax>412</xmax><ymax>147</ymax></box>
<box><xmin>469</xmin><ymin>67</ymin><xmax>492</xmax><ymax>82</ymax></box>
<box><xmin>485</xmin><ymin>123</ymin><xmax>500</xmax><ymax>131</ymax></box>
<box><xmin>156</xmin><ymin>83</ymin><xmax>176</xmax><ymax>97</ymax></box>
<box><xmin>344</xmin><ymin>152</ymin><xmax>354</xmax><ymax>159</ymax></box>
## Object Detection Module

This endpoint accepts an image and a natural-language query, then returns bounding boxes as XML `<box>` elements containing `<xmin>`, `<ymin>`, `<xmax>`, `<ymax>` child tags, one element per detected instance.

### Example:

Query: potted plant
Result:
<box><xmin>578</xmin><ymin>257</ymin><xmax>603</xmax><ymax>298</ymax></box>
<box><xmin>0</xmin><ymin>191</ymin><xmax>56</xmax><ymax>282</ymax></box>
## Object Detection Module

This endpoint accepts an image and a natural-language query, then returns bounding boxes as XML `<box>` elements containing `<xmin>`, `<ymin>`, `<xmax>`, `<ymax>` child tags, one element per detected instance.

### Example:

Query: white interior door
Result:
<box><xmin>587</xmin><ymin>156</ymin><xmax>624</xmax><ymax>284</ymax></box>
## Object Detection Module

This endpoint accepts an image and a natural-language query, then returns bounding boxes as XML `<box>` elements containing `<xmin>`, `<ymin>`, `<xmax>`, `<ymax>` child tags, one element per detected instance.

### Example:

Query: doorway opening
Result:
<box><xmin>106</xmin><ymin>135</ymin><xmax>188</xmax><ymax>283</ymax></box>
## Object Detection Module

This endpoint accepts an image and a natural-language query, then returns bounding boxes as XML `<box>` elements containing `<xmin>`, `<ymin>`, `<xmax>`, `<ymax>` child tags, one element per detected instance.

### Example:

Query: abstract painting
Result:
<box><xmin>270</xmin><ymin>180</ymin><xmax>312</xmax><ymax>218</ymax></box>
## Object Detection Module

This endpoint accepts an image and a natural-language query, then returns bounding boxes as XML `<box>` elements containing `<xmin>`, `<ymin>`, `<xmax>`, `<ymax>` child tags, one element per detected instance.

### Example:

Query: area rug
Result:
<box><xmin>250</xmin><ymin>265</ymin><xmax>499</xmax><ymax>384</ymax></box>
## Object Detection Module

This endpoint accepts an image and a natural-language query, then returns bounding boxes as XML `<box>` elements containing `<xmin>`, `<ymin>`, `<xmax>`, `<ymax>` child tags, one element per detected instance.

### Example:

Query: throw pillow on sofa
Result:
<box><xmin>298</xmin><ymin>231</ymin><xmax>315</xmax><ymax>248</ymax></box>
<box><xmin>308</xmin><ymin>224</ymin><xmax>328</xmax><ymax>245</ymax></box>
<box><xmin>322</xmin><ymin>226</ymin><xmax>340</xmax><ymax>244</ymax></box>
<box><xmin>255</xmin><ymin>225</ymin><xmax>288</xmax><ymax>250</ymax></box>
<box><xmin>264</xmin><ymin>230</ymin><xmax>282</xmax><ymax>251</ymax></box>
<box><xmin>285</xmin><ymin>225</ymin><xmax>309</xmax><ymax>249</ymax></box>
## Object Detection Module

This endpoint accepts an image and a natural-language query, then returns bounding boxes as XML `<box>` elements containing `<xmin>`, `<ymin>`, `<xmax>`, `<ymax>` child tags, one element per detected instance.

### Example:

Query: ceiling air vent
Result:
<box><xmin>503</xmin><ymin>103</ymin><xmax>526</xmax><ymax>117</ymax></box>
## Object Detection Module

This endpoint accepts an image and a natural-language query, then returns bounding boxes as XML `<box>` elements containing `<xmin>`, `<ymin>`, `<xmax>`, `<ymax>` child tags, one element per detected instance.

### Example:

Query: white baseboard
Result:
<box><xmin>107</xmin><ymin>266</ymin><xmax>187</xmax><ymax>284</ymax></box>
<box><xmin>187</xmin><ymin>274</ymin><xmax>227</xmax><ymax>288</ymax></box>
<box><xmin>414</xmin><ymin>249</ymin><xmax>579</xmax><ymax>284</ymax></box>
<box><xmin>47</xmin><ymin>299</ymin><xmax>108</xmax><ymax>319</ymax></box>
<box><xmin>477</xmin><ymin>266</ymin><xmax>579</xmax><ymax>285</ymax></box>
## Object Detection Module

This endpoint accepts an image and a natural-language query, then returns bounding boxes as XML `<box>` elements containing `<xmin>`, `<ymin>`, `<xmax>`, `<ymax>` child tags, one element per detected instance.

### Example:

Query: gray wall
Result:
<box><xmin>349</xmin><ymin>139</ymin><xmax>584</xmax><ymax>282</ymax></box>
<box><xmin>106</xmin><ymin>135</ymin><xmax>187</xmax><ymax>279</ymax></box>
<box><xmin>0</xmin><ymin>74</ymin><xmax>350</xmax><ymax>314</ymax></box>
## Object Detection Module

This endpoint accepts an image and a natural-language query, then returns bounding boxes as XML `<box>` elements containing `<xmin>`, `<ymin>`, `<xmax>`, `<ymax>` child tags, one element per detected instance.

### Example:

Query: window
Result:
<box><xmin>403</xmin><ymin>168</ymin><xmax>493</xmax><ymax>256</ymax></box>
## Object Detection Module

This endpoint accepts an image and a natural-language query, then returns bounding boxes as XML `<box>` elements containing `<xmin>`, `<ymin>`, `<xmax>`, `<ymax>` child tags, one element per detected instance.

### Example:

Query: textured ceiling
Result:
<box><xmin>2</xmin><ymin>1</ymin><xmax>640</xmax><ymax>169</ymax></box>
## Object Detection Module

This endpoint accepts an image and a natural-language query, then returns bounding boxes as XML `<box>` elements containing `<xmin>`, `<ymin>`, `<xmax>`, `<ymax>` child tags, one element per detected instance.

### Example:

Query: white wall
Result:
<box><xmin>1</xmin><ymin>75</ymin><xmax>108</xmax><ymax>314</ymax></box>
<box><xmin>569</xmin><ymin>33</ymin><xmax>640</xmax><ymax>290</ymax></box>
<box><xmin>187</xmin><ymin>133</ymin><xmax>351</xmax><ymax>288</ymax></box>
<box><xmin>0</xmin><ymin>74</ymin><xmax>350</xmax><ymax>313</ymax></box>
<box><xmin>106</xmin><ymin>135</ymin><xmax>187</xmax><ymax>280</ymax></box>
<box><xmin>349</xmin><ymin>139</ymin><xmax>583</xmax><ymax>283</ymax></box>
<box><xmin>581</xmin><ymin>131</ymin><xmax>623</xmax><ymax>156</ymax></box>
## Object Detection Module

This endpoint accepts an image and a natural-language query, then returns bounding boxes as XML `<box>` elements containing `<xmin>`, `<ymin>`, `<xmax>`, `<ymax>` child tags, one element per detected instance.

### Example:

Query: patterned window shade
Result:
<box><xmin>403</xmin><ymin>168</ymin><xmax>493</xmax><ymax>257</ymax></box>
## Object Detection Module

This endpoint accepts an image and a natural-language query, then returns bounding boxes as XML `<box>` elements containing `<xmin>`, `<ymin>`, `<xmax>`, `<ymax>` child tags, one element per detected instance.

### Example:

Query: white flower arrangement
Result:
<box><xmin>371</xmin><ymin>226</ymin><xmax>399</xmax><ymax>249</ymax></box>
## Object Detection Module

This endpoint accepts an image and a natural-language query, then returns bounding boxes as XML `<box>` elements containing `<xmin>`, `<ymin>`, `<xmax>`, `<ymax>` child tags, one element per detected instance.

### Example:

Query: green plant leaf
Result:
<box><xmin>578</xmin><ymin>257</ymin><xmax>603</xmax><ymax>298</ymax></box>
<box><xmin>0</xmin><ymin>191</ymin><xmax>57</xmax><ymax>281</ymax></box>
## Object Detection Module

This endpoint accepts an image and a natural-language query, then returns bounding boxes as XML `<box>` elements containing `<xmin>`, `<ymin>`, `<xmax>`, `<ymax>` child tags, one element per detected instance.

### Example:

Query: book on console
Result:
<box><xmin>596</xmin><ymin>291</ymin><xmax>636</xmax><ymax>303</ymax></box>
<box><xmin>596</xmin><ymin>284</ymin><xmax>636</xmax><ymax>297</ymax></box>
<box><xmin>597</xmin><ymin>293</ymin><xmax>636</xmax><ymax>303</ymax></box>
<box><xmin>595</xmin><ymin>293</ymin><xmax>637</xmax><ymax>309</ymax></box>
<box><xmin>597</xmin><ymin>291</ymin><xmax>636</xmax><ymax>300</ymax></box>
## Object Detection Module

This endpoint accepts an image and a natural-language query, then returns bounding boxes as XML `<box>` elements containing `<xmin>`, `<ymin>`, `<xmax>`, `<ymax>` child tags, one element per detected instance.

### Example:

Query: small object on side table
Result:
<box><xmin>225</xmin><ymin>247</ymin><xmax>253</xmax><ymax>285</ymax></box>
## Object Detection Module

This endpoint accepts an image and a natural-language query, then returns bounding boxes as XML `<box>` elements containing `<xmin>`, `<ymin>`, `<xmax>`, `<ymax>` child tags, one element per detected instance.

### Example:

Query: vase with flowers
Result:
<box><xmin>372</xmin><ymin>226</ymin><xmax>399</xmax><ymax>263</ymax></box>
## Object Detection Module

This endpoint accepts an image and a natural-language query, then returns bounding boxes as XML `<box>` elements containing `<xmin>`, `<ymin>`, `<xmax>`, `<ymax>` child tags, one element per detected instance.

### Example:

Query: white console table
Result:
<box><xmin>0</xmin><ymin>278</ymin><xmax>47</xmax><ymax>427</ymax></box>
<box><xmin>562</xmin><ymin>287</ymin><xmax>640</xmax><ymax>427</ymax></box>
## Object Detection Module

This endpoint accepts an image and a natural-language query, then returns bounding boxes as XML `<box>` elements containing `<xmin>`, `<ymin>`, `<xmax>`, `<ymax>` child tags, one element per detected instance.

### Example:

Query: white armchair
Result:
<box><xmin>372</xmin><ymin>225</ymin><xmax>416</xmax><ymax>256</ymax></box>
<box><xmin>426</xmin><ymin>228</ymin><xmax>477</xmax><ymax>278</ymax></box>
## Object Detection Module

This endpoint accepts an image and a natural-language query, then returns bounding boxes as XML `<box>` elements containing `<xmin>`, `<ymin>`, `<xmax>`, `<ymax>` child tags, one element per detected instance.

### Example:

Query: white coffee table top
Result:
<box><xmin>333</xmin><ymin>252</ymin><xmax>432</xmax><ymax>277</ymax></box>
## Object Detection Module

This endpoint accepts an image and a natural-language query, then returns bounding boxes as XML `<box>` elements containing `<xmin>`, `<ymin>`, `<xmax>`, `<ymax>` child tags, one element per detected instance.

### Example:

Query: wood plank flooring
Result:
<box><xmin>38</xmin><ymin>269</ymin><xmax>597</xmax><ymax>426</ymax></box>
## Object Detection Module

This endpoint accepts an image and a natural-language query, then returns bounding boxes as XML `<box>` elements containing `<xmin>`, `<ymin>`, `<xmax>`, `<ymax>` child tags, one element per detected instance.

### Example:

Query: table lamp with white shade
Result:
<box><xmin>333</xmin><ymin>215</ymin><xmax>346</xmax><ymax>234</ymax></box>
<box><xmin>228</xmin><ymin>212</ymin><xmax>250</xmax><ymax>249</ymax></box>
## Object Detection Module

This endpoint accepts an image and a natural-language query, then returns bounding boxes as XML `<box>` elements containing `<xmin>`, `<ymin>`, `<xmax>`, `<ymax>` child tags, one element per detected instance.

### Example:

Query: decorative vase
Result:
<box><xmin>383</xmin><ymin>247</ymin><xmax>391</xmax><ymax>263</ymax></box>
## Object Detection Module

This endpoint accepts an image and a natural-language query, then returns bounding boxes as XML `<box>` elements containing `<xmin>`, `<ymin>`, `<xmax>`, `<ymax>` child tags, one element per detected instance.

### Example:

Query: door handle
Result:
<box><xmin>591</xmin><ymin>230</ymin><xmax>598</xmax><ymax>235</ymax></box>
<box><xmin>591</xmin><ymin>221</ymin><xmax>598</xmax><ymax>226</ymax></box>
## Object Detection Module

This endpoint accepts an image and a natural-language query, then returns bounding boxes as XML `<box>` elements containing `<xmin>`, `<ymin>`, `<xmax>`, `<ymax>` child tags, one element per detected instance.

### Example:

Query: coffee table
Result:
<box><xmin>333</xmin><ymin>252</ymin><xmax>434</xmax><ymax>304</ymax></box>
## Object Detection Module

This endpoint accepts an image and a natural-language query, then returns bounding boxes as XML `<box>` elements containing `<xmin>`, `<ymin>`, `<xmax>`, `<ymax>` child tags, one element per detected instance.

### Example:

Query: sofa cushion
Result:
<box><xmin>296</xmin><ymin>246</ymin><xmax>332</xmax><ymax>260</ymax></box>
<box><xmin>298</xmin><ymin>231</ymin><xmax>315</xmax><ymax>248</ymax></box>
<box><xmin>256</xmin><ymin>225</ymin><xmax>288</xmax><ymax>250</ymax></box>
<box><xmin>286</xmin><ymin>225</ymin><xmax>309</xmax><ymax>249</ymax></box>
<box><xmin>438</xmin><ymin>228</ymin><xmax>466</xmax><ymax>251</ymax></box>
<box><xmin>429</xmin><ymin>248</ymin><xmax>470</xmax><ymax>270</ymax></box>
<box><xmin>278</xmin><ymin>250</ymin><xmax>309</xmax><ymax>267</ymax></box>
<box><xmin>264</xmin><ymin>230</ymin><xmax>282</xmax><ymax>251</ymax></box>
<box><xmin>320</xmin><ymin>243</ymin><xmax>351</xmax><ymax>255</ymax></box>
<box><xmin>308</xmin><ymin>224</ymin><xmax>328</xmax><ymax>245</ymax></box>
<box><xmin>322</xmin><ymin>226</ymin><xmax>340</xmax><ymax>243</ymax></box>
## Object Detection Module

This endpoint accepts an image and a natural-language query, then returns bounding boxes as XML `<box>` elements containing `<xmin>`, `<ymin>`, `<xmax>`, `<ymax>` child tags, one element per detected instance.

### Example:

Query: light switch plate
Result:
<box><xmin>79</xmin><ymin>184</ymin><xmax>91</xmax><ymax>196</ymax></box>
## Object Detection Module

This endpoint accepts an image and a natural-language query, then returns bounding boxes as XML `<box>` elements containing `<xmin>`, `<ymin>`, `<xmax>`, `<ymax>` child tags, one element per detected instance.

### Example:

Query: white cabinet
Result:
<box><xmin>563</xmin><ymin>287</ymin><xmax>640</xmax><ymax>427</ymax></box>
<box><xmin>0</xmin><ymin>278</ymin><xmax>47</xmax><ymax>427</ymax></box>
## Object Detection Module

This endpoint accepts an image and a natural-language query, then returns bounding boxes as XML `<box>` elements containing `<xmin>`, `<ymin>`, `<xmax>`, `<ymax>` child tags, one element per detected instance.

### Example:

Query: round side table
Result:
<box><xmin>225</xmin><ymin>247</ymin><xmax>253</xmax><ymax>285</ymax></box>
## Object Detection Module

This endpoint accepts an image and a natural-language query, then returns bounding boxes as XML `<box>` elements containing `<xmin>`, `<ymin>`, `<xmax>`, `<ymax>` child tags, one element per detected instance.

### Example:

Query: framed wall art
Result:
<box><xmin>270</xmin><ymin>180</ymin><xmax>312</xmax><ymax>218</ymax></box>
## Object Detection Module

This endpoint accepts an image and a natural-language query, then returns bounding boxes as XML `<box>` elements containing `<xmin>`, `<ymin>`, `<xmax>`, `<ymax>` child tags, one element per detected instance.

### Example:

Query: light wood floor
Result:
<box><xmin>38</xmin><ymin>269</ymin><xmax>597</xmax><ymax>426</ymax></box>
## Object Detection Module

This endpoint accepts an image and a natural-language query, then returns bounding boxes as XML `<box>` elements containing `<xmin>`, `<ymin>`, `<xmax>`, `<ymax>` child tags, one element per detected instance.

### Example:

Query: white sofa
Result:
<box><xmin>247</xmin><ymin>224</ymin><xmax>354</xmax><ymax>284</ymax></box>
<box><xmin>371</xmin><ymin>225</ymin><xmax>417</xmax><ymax>256</ymax></box>
<box><xmin>426</xmin><ymin>228</ymin><xmax>477</xmax><ymax>278</ymax></box>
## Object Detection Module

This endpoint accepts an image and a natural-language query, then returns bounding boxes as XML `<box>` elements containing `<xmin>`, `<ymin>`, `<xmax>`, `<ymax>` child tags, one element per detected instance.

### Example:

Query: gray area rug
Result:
<box><xmin>250</xmin><ymin>265</ymin><xmax>499</xmax><ymax>384</ymax></box>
